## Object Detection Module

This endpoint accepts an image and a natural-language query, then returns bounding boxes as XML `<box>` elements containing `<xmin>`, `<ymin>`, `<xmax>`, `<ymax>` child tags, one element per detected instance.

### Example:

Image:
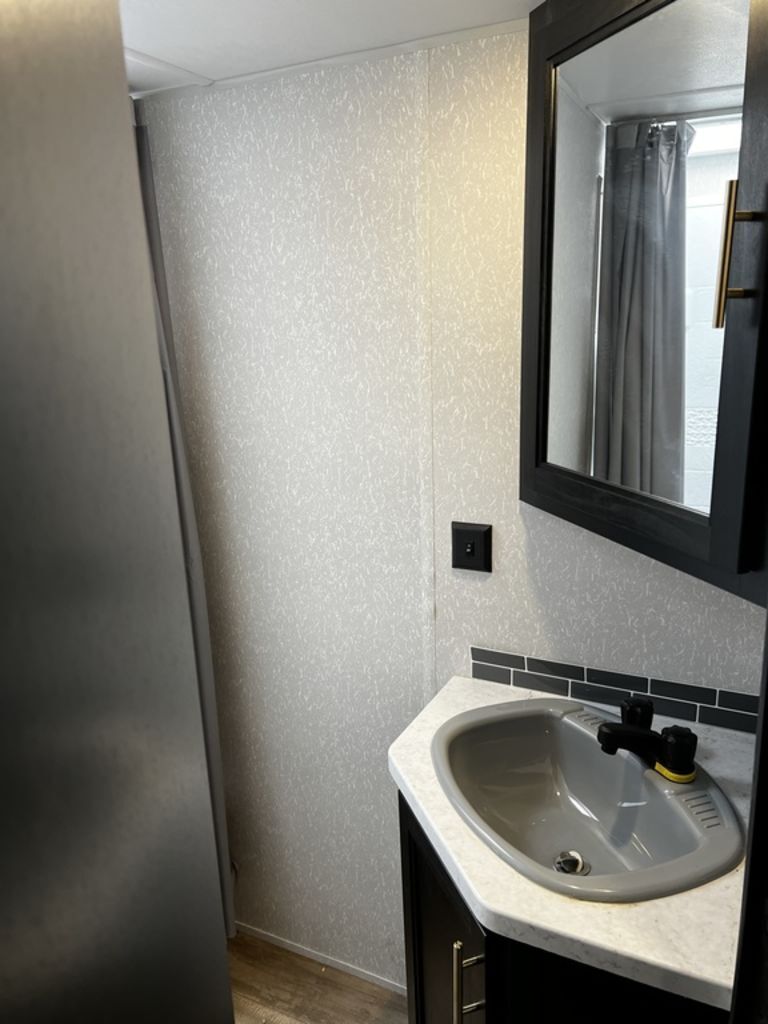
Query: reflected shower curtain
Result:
<box><xmin>593</xmin><ymin>120</ymin><xmax>692</xmax><ymax>503</ymax></box>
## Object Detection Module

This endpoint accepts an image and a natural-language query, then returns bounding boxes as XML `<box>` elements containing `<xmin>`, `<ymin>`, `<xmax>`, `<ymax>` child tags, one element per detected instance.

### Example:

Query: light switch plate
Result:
<box><xmin>452</xmin><ymin>522</ymin><xmax>492</xmax><ymax>572</ymax></box>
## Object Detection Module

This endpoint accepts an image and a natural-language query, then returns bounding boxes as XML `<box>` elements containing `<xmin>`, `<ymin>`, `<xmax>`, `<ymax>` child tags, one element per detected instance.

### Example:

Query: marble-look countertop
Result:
<box><xmin>388</xmin><ymin>677</ymin><xmax>755</xmax><ymax>1010</ymax></box>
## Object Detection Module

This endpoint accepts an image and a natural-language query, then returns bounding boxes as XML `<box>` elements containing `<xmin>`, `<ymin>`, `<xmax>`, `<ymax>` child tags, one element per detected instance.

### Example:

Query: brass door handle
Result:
<box><xmin>713</xmin><ymin>179</ymin><xmax>761</xmax><ymax>328</ymax></box>
<box><xmin>452</xmin><ymin>940</ymin><xmax>486</xmax><ymax>1023</ymax></box>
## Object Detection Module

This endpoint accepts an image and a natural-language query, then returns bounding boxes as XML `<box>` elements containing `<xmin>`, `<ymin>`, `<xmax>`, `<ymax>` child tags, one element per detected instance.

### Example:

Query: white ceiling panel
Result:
<box><xmin>560</xmin><ymin>0</ymin><xmax>748</xmax><ymax>123</ymax></box>
<box><xmin>124</xmin><ymin>49</ymin><xmax>212</xmax><ymax>93</ymax></box>
<box><xmin>121</xmin><ymin>0</ymin><xmax>539</xmax><ymax>89</ymax></box>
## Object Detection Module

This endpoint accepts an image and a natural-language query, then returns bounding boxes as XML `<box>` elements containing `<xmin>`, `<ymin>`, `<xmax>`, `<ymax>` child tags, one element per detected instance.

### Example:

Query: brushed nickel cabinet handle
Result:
<box><xmin>713</xmin><ymin>179</ymin><xmax>761</xmax><ymax>328</ymax></box>
<box><xmin>452</xmin><ymin>940</ymin><xmax>486</xmax><ymax>1023</ymax></box>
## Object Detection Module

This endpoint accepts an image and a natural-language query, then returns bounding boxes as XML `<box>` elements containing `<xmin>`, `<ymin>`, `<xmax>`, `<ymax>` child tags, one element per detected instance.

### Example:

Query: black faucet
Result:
<box><xmin>597</xmin><ymin>697</ymin><xmax>698</xmax><ymax>783</ymax></box>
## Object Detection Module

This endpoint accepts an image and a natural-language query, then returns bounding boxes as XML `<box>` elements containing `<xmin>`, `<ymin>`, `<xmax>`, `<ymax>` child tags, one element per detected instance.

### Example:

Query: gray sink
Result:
<box><xmin>431</xmin><ymin>699</ymin><xmax>743</xmax><ymax>902</ymax></box>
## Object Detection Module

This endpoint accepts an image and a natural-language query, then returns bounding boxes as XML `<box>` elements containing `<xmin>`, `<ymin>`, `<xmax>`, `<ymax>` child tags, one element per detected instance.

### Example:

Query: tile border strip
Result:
<box><xmin>469</xmin><ymin>646</ymin><xmax>758</xmax><ymax>735</ymax></box>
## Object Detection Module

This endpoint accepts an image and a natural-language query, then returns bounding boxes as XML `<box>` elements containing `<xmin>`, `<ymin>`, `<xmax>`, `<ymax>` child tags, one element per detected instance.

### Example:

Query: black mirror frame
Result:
<box><xmin>519</xmin><ymin>0</ymin><xmax>767</xmax><ymax>606</ymax></box>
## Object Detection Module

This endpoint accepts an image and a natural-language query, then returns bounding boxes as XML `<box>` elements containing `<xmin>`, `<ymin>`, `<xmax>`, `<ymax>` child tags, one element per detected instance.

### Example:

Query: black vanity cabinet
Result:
<box><xmin>520</xmin><ymin>0</ymin><xmax>768</xmax><ymax>604</ymax></box>
<box><xmin>399</xmin><ymin>795</ymin><xmax>726</xmax><ymax>1024</ymax></box>
<box><xmin>400</xmin><ymin>793</ymin><xmax>486</xmax><ymax>1024</ymax></box>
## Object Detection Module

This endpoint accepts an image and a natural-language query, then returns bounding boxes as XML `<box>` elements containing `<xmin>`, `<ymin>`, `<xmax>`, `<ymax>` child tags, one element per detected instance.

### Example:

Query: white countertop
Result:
<box><xmin>388</xmin><ymin>676</ymin><xmax>755</xmax><ymax>1010</ymax></box>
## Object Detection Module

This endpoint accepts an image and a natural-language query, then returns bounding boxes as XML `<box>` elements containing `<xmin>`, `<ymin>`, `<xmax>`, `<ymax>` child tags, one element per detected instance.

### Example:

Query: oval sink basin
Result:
<box><xmin>431</xmin><ymin>699</ymin><xmax>743</xmax><ymax>902</ymax></box>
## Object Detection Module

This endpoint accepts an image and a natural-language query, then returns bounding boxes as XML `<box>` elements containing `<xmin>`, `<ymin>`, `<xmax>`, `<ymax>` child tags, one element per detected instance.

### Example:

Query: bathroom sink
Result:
<box><xmin>431</xmin><ymin>699</ymin><xmax>743</xmax><ymax>902</ymax></box>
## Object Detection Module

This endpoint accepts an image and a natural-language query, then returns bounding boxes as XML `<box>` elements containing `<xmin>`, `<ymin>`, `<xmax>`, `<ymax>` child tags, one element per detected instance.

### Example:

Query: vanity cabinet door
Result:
<box><xmin>398</xmin><ymin>793</ymin><xmax>727</xmax><ymax>1024</ymax></box>
<box><xmin>399</xmin><ymin>795</ymin><xmax>486</xmax><ymax>1024</ymax></box>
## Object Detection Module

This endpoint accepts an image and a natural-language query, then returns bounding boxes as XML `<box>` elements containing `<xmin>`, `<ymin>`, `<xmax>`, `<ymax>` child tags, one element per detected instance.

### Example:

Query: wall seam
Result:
<box><xmin>427</xmin><ymin>45</ymin><xmax>438</xmax><ymax>701</ymax></box>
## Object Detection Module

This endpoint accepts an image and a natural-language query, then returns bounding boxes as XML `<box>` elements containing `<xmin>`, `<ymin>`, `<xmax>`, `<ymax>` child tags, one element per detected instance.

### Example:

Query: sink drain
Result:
<box><xmin>553</xmin><ymin>850</ymin><xmax>591</xmax><ymax>876</ymax></box>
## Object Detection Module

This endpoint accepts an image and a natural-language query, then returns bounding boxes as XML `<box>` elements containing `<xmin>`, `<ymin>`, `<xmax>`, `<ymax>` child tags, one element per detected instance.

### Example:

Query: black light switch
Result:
<box><xmin>452</xmin><ymin>522</ymin><xmax>492</xmax><ymax>572</ymax></box>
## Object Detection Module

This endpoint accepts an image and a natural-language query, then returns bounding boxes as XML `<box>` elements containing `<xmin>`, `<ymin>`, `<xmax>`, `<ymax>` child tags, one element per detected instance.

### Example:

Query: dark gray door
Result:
<box><xmin>0</xmin><ymin>2</ymin><xmax>234</xmax><ymax>1021</ymax></box>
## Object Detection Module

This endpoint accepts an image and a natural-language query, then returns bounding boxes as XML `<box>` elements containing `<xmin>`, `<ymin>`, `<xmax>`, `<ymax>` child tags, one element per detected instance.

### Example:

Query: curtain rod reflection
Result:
<box><xmin>604</xmin><ymin>105</ymin><xmax>742</xmax><ymax>128</ymax></box>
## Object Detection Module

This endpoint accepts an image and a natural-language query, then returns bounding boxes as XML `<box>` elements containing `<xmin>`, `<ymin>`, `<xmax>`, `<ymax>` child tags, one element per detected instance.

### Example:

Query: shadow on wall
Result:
<box><xmin>150</xmin><ymin>235</ymin><xmax>250</xmax><ymax>830</ymax></box>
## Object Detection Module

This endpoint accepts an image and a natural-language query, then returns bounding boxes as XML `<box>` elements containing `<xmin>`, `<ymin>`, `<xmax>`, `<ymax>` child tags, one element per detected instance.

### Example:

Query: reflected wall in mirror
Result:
<box><xmin>547</xmin><ymin>0</ymin><xmax>749</xmax><ymax>515</ymax></box>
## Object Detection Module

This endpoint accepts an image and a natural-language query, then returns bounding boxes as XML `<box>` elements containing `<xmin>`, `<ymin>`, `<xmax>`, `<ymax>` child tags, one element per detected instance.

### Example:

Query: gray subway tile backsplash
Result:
<box><xmin>469</xmin><ymin>644</ymin><xmax>758</xmax><ymax>735</ymax></box>
<box><xmin>571</xmin><ymin>681</ymin><xmax>631</xmax><ymax>708</ymax></box>
<box><xmin>470</xmin><ymin>648</ymin><xmax>525</xmax><ymax>670</ymax></box>
<box><xmin>472</xmin><ymin>662</ymin><xmax>511</xmax><ymax>685</ymax></box>
<box><xmin>641</xmin><ymin>694</ymin><xmax>697</xmax><ymax>722</ymax></box>
<box><xmin>512</xmin><ymin>670</ymin><xmax>569</xmax><ymax>697</ymax></box>
<box><xmin>586</xmin><ymin>668</ymin><xmax>648</xmax><ymax>692</ymax></box>
<box><xmin>699</xmin><ymin>705</ymin><xmax>757</xmax><ymax>734</ymax></box>
<box><xmin>651</xmin><ymin>679</ymin><xmax>717</xmax><ymax>706</ymax></box>
<box><xmin>718</xmin><ymin>690</ymin><xmax>759</xmax><ymax>715</ymax></box>
<box><xmin>527</xmin><ymin>657</ymin><xmax>584</xmax><ymax>681</ymax></box>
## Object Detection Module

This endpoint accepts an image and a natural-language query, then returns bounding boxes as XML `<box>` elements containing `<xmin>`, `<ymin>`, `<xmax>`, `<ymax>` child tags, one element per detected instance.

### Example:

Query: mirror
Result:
<box><xmin>547</xmin><ymin>0</ymin><xmax>749</xmax><ymax>515</ymax></box>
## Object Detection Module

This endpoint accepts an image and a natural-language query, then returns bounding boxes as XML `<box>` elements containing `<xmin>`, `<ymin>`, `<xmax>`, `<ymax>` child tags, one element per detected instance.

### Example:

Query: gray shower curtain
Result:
<box><xmin>593</xmin><ymin>120</ymin><xmax>692</xmax><ymax>503</ymax></box>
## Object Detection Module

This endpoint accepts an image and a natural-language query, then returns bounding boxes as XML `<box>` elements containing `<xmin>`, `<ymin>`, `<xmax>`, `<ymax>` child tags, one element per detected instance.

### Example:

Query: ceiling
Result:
<box><xmin>560</xmin><ymin>0</ymin><xmax>748</xmax><ymax>123</ymax></box>
<box><xmin>121</xmin><ymin>0</ymin><xmax>541</xmax><ymax>95</ymax></box>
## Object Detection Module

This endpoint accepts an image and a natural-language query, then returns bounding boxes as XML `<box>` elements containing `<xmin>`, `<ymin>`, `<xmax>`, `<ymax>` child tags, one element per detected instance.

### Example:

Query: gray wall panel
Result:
<box><xmin>142</xmin><ymin>54</ymin><xmax>434</xmax><ymax>988</ymax></box>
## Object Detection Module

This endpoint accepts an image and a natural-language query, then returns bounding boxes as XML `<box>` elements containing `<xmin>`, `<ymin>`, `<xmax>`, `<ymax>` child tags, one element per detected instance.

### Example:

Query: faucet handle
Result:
<box><xmin>660</xmin><ymin>726</ymin><xmax>698</xmax><ymax>777</ymax></box>
<box><xmin>621</xmin><ymin>696</ymin><xmax>654</xmax><ymax>730</ymax></box>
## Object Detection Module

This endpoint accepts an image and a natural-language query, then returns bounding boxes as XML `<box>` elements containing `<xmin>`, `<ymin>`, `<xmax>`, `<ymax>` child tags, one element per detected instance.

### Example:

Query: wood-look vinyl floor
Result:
<box><xmin>228</xmin><ymin>934</ymin><xmax>408</xmax><ymax>1024</ymax></box>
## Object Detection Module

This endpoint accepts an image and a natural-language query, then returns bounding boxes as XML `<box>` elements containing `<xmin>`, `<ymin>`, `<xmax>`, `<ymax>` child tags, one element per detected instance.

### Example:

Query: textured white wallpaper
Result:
<box><xmin>427</xmin><ymin>36</ymin><xmax>765</xmax><ymax>693</ymax></box>
<box><xmin>143</xmin><ymin>55</ymin><xmax>434</xmax><ymax>987</ymax></box>
<box><xmin>142</xmin><ymin>26</ymin><xmax>765</xmax><ymax>989</ymax></box>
